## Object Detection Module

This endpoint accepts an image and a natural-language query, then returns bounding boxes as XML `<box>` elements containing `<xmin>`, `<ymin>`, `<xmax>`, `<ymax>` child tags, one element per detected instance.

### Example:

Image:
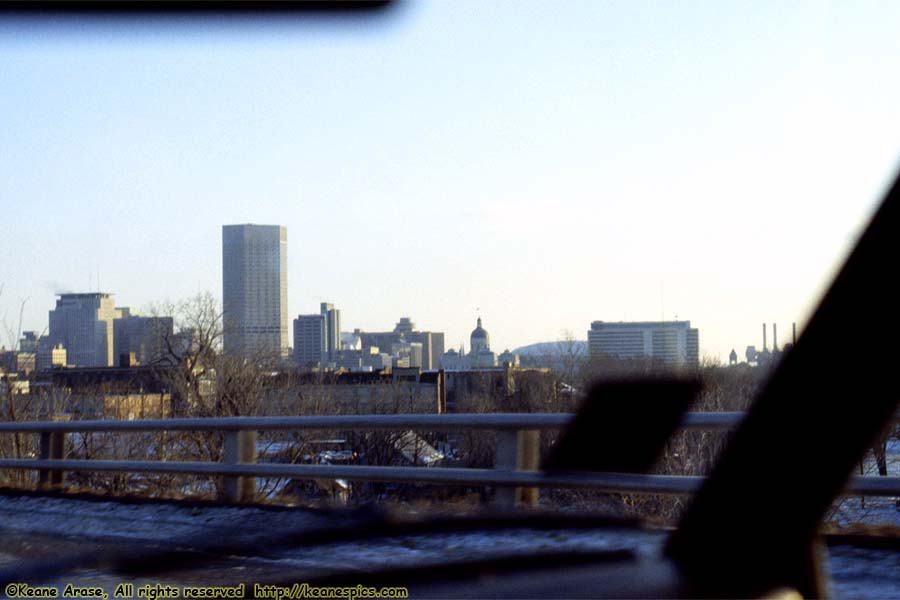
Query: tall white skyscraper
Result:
<box><xmin>222</xmin><ymin>224</ymin><xmax>288</xmax><ymax>358</ymax></box>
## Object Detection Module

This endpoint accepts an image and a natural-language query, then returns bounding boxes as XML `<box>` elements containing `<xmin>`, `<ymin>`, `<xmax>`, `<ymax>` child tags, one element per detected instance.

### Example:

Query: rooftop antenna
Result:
<box><xmin>660</xmin><ymin>280</ymin><xmax>665</xmax><ymax>322</ymax></box>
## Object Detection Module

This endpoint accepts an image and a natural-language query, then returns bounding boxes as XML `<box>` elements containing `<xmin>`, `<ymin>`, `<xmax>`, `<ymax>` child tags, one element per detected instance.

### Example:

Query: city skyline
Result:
<box><xmin>0</xmin><ymin>216</ymin><xmax>872</xmax><ymax>361</ymax></box>
<box><xmin>3</xmin><ymin>3</ymin><xmax>900</xmax><ymax>360</ymax></box>
<box><xmin>7</xmin><ymin>271</ymin><xmax>796</xmax><ymax>365</ymax></box>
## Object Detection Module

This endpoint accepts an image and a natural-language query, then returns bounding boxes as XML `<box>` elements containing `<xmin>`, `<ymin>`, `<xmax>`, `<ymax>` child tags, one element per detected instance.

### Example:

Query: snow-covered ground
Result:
<box><xmin>0</xmin><ymin>493</ymin><xmax>331</xmax><ymax>545</ymax></box>
<box><xmin>828</xmin><ymin>438</ymin><xmax>900</xmax><ymax>530</ymax></box>
<box><xmin>829</xmin><ymin>543</ymin><xmax>900</xmax><ymax>600</ymax></box>
<box><xmin>0</xmin><ymin>494</ymin><xmax>898</xmax><ymax>599</ymax></box>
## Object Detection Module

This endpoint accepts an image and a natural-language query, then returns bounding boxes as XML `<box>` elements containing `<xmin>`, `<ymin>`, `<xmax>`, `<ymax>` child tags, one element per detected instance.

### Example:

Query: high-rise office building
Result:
<box><xmin>320</xmin><ymin>302</ymin><xmax>341</xmax><ymax>362</ymax></box>
<box><xmin>222</xmin><ymin>224</ymin><xmax>288</xmax><ymax>358</ymax></box>
<box><xmin>113</xmin><ymin>312</ymin><xmax>174</xmax><ymax>366</ymax></box>
<box><xmin>293</xmin><ymin>314</ymin><xmax>326</xmax><ymax>368</ymax></box>
<box><xmin>587</xmin><ymin>320</ymin><xmax>699</xmax><ymax>367</ymax></box>
<box><xmin>48</xmin><ymin>293</ymin><xmax>120</xmax><ymax>367</ymax></box>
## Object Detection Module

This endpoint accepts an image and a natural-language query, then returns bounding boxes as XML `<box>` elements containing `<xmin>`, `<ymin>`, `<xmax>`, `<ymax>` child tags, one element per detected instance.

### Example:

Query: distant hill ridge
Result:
<box><xmin>512</xmin><ymin>340</ymin><xmax>587</xmax><ymax>357</ymax></box>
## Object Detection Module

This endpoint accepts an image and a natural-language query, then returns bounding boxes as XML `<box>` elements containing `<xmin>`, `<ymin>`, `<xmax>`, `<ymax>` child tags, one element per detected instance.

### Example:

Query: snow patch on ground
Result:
<box><xmin>0</xmin><ymin>494</ymin><xmax>328</xmax><ymax>543</ymax></box>
<box><xmin>828</xmin><ymin>438</ymin><xmax>900</xmax><ymax>529</ymax></box>
<box><xmin>829</xmin><ymin>544</ymin><xmax>900</xmax><ymax>600</ymax></box>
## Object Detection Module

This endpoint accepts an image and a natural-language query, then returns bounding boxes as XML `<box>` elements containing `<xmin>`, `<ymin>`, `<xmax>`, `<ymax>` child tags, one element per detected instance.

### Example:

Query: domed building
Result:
<box><xmin>439</xmin><ymin>317</ymin><xmax>509</xmax><ymax>369</ymax></box>
<box><xmin>470</xmin><ymin>317</ymin><xmax>490</xmax><ymax>354</ymax></box>
<box><xmin>468</xmin><ymin>317</ymin><xmax>497</xmax><ymax>368</ymax></box>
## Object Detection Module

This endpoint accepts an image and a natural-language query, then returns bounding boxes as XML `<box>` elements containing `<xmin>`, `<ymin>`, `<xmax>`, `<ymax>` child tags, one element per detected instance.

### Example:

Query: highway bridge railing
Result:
<box><xmin>0</xmin><ymin>412</ymin><xmax>897</xmax><ymax>507</ymax></box>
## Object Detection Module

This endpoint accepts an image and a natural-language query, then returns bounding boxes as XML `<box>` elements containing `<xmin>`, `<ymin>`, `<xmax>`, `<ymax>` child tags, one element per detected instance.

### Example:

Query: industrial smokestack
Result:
<box><xmin>763</xmin><ymin>323</ymin><xmax>767</xmax><ymax>351</ymax></box>
<box><xmin>773</xmin><ymin>323</ymin><xmax>779</xmax><ymax>351</ymax></box>
<box><xmin>792</xmin><ymin>322</ymin><xmax>797</xmax><ymax>345</ymax></box>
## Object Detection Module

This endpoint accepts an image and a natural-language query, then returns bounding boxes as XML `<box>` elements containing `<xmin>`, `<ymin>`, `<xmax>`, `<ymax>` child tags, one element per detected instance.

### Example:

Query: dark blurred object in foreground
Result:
<box><xmin>544</xmin><ymin>377</ymin><xmax>700</xmax><ymax>474</ymax></box>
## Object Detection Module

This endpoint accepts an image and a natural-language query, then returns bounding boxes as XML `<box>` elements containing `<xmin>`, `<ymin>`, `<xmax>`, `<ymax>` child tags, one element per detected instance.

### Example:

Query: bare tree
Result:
<box><xmin>0</xmin><ymin>288</ymin><xmax>43</xmax><ymax>487</ymax></box>
<box><xmin>558</xmin><ymin>329</ymin><xmax>586</xmax><ymax>388</ymax></box>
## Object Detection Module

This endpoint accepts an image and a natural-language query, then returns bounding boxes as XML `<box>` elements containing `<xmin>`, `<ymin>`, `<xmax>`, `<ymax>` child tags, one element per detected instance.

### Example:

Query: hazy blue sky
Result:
<box><xmin>2</xmin><ymin>2</ymin><xmax>899</xmax><ymax>360</ymax></box>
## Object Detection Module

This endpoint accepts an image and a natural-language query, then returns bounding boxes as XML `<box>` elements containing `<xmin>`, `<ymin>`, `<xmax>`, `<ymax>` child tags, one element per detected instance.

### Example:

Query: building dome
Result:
<box><xmin>470</xmin><ymin>317</ymin><xmax>490</xmax><ymax>353</ymax></box>
<box><xmin>471</xmin><ymin>317</ymin><xmax>487</xmax><ymax>339</ymax></box>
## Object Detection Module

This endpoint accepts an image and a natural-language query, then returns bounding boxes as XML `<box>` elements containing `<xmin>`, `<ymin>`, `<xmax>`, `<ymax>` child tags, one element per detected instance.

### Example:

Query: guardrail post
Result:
<box><xmin>221</xmin><ymin>430</ymin><xmax>257</xmax><ymax>503</ymax></box>
<box><xmin>38</xmin><ymin>431</ymin><xmax>65</xmax><ymax>489</ymax></box>
<box><xmin>495</xmin><ymin>429</ymin><xmax>540</xmax><ymax>510</ymax></box>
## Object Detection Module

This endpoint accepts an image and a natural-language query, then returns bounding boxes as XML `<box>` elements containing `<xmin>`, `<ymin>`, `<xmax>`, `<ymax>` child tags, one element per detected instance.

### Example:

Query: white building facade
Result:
<box><xmin>587</xmin><ymin>320</ymin><xmax>699</xmax><ymax>367</ymax></box>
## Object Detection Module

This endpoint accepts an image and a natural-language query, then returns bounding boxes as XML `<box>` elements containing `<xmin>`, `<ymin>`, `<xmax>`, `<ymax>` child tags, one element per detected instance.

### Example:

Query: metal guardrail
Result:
<box><xmin>0</xmin><ymin>412</ymin><xmax>897</xmax><ymax>506</ymax></box>
<box><xmin>0</xmin><ymin>412</ymin><xmax>744</xmax><ymax>433</ymax></box>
